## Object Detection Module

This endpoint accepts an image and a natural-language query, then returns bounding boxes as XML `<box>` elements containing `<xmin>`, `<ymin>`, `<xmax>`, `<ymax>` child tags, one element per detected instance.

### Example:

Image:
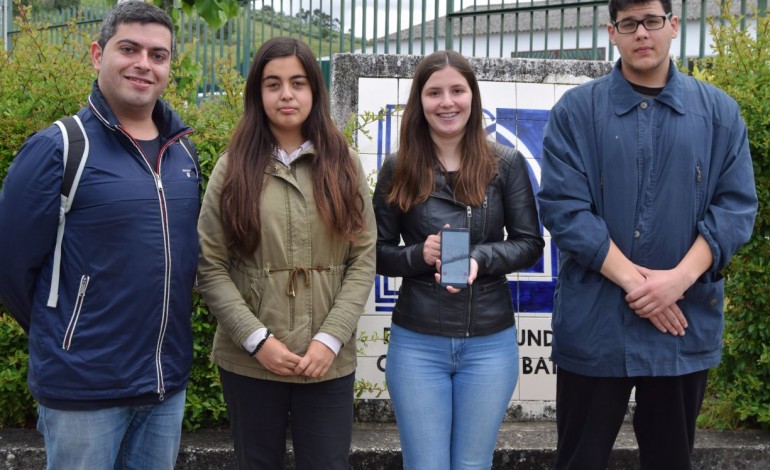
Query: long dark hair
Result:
<box><xmin>387</xmin><ymin>50</ymin><xmax>497</xmax><ymax>212</ymax></box>
<box><xmin>220</xmin><ymin>37</ymin><xmax>365</xmax><ymax>254</ymax></box>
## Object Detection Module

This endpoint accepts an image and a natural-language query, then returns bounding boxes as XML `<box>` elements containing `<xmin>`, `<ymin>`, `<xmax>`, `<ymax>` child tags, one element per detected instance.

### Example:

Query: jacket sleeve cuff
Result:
<box><xmin>588</xmin><ymin>235</ymin><xmax>611</xmax><ymax>273</ymax></box>
<box><xmin>313</xmin><ymin>333</ymin><xmax>342</xmax><ymax>356</ymax></box>
<box><xmin>242</xmin><ymin>327</ymin><xmax>269</xmax><ymax>353</ymax></box>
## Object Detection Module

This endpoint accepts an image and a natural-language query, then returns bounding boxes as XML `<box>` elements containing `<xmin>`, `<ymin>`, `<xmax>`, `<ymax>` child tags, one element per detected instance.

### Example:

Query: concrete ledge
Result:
<box><xmin>3</xmin><ymin>421</ymin><xmax>769</xmax><ymax>469</ymax></box>
<box><xmin>329</xmin><ymin>53</ymin><xmax>614</xmax><ymax>135</ymax></box>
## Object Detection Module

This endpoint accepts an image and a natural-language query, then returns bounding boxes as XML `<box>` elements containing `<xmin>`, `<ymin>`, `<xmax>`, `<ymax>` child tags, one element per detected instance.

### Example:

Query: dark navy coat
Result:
<box><xmin>0</xmin><ymin>83</ymin><xmax>200</xmax><ymax>405</ymax></box>
<box><xmin>538</xmin><ymin>62</ymin><xmax>757</xmax><ymax>377</ymax></box>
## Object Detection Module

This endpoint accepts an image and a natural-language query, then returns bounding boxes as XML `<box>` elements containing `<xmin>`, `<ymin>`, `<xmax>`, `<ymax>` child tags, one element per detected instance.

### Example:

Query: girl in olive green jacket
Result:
<box><xmin>196</xmin><ymin>37</ymin><xmax>376</xmax><ymax>469</ymax></box>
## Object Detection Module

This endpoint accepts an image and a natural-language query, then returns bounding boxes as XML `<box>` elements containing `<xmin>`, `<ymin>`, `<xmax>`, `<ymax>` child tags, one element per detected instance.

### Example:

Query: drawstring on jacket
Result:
<box><xmin>268</xmin><ymin>265</ymin><xmax>330</xmax><ymax>297</ymax></box>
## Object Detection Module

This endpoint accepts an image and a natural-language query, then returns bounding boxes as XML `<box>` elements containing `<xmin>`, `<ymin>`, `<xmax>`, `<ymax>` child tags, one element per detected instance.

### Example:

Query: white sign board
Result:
<box><xmin>331</xmin><ymin>55</ymin><xmax>612</xmax><ymax>413</ymax></box>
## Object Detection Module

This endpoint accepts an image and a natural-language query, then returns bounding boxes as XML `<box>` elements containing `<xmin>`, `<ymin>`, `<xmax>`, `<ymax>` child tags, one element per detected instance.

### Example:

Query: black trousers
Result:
<box><xmin>554</xmin><ymin>368</ymin><xmax>709</xmax><ymax>470</ymax></box>
<box><xmin>219</xmin><ymin>367</ymin><xmax>355</xmax><ymax>470</ymax></box>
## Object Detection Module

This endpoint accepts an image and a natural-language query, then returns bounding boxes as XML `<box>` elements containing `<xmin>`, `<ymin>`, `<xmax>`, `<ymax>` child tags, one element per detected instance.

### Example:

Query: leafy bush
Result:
<box><xmin>695</xmin><ymin>3</ymin><xmax>770</xmax><ymax>430</ymax></box>
<box><xmin>0</xmin><ymin>316</ymin><xmax>33</xmax><ymax>427</ymax></box>
<box><xmin>182</xmin><ymin>293</ymin><xmax>229</xmax><ymax>430</ymax></box>
<box><xmin>0</xmin><ymin>15</ymin><xmax>93</xmax><ymax>192</ymax></box>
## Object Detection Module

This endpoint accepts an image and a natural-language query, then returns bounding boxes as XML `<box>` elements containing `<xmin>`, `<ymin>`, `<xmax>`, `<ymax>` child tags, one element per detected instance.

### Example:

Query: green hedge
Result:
<box><xmin>694</xmin><ymin>4</ymin><xmax>770</xmax><ymax>430</ymax></box>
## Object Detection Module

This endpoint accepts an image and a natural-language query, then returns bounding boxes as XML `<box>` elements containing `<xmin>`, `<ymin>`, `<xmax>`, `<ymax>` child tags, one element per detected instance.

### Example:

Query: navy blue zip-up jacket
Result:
<box><xmin>0</xmin><ymin>82</ymin><xmax>200</xmax><ymax>407</ymax></box>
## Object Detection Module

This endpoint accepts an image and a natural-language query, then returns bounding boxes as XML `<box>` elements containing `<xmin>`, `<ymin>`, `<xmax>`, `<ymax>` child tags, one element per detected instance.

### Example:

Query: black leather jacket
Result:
<box><xmin>373</xmin><ymin>143</ymin><xmax>544</xmax><ymax>337</ymax></box>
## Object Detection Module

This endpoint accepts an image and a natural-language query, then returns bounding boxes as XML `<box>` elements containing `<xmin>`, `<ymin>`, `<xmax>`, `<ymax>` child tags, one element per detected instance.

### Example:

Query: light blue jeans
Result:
<box><xmin>386</xmin><ymin>324</ymin><xmax>519</xmax><ymax>470</ymax></box>
<box><xmin>36</xmin><ymin>389</ymin><xmax>186</xmax><ymax>470</ymax></box>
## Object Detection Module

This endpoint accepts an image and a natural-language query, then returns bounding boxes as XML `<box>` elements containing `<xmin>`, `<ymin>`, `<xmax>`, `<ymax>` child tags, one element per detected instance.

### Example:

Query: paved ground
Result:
<box><xmin>2</xmin><ymin>421</ymin><xmax>769</xmax><ymax>469</ymax></box>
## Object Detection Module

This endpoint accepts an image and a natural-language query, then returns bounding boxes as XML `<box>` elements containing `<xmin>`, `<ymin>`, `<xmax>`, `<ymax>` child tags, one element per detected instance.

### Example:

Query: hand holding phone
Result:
<box><xmin>439</xmin><ymin>228</ymin><xmax>470</xmax><ymax>288</ymax></box>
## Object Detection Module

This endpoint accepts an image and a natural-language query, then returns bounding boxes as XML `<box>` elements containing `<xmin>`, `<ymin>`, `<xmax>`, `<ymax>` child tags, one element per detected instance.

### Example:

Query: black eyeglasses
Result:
<box><xmin>612</xmin><ymin>12</ymin><xmax>672</xmax><ymax>34</ymax></box>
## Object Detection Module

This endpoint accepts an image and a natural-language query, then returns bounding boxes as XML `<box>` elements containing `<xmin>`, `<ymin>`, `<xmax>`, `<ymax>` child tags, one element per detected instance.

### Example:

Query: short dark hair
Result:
<box><xmin>98</xmin><ymin>1</ymin><xmax>174</xmax><ymax>54</ymax></box>
<box><xmin>608</xmin><ymin>0</ymin><xmax>672</xmax><ymax>22</ymax></box>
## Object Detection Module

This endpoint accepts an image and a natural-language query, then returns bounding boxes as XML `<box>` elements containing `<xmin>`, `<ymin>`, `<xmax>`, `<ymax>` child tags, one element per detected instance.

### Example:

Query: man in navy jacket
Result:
<box><xmin>538</xmin><ymin>0</ymin><xmax>757</xmax><ymax>469</ymax></box>
<box><xmin>0</xmin><ymin>2</ymin><xmax>199</xmax><ymax>468</ymax></box>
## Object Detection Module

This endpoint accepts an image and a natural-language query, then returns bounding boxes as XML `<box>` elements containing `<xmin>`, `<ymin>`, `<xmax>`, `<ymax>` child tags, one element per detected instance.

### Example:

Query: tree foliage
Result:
<box><xmin>154</xmin><ymin>0</ymin><xmax>241</xmax><ymax>30</ymax></box>
<box><xmin>295</xmin><ymin>7</ymin><xmax>341</xmax><ymax>35</ymax></box>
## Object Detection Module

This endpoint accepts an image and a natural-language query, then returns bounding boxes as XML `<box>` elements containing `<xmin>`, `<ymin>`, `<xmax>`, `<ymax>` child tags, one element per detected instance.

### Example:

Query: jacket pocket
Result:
<box><xmin>394</xmin><ymin>278</ymin><xmax>435</xmax><ymax>314</ymax></box>
<box><xmin>62</xmin><ymin>275</ymin><xmax>90</xmax><ymax>350</ymax></box>
<box><xmin>229</xmin><ymin>256</ymin><xmax>266</xmax><ymax>319</ymax></box>
<box><xmin>693</xmin><ymin>160</ymin><xmax>704</xmax><ymax>225</ymax></box>
<box><xmin>247</xmin><ymin>281</ymin><xmax>263</xmax><ymax>320</ymax></box>
<box><xmin>679</xmin><ymin>278</ymin><xmax>724</xmax><ymax>357</ymax></box>
<box><xmin>551</xmin><ymin>273</ymin><xmax>612</xmax><ymax>362</ymax></box>
<box><xmin>472</xmin><ymin>277</ymin><xmax>514</xmax><ymax>332</ymax></box>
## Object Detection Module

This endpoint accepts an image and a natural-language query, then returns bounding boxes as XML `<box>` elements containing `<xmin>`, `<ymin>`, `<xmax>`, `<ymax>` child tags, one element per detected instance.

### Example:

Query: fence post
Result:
<box><xmin>2</xmin><ymin>0</ymin><xmax>9</xmax><ymax>51</ymax></box>
<box><xmin>320</xmin><ymin>58</ymin><xmax>331</xmax><ymax>93</ymax></box>
<box><xmin>445</xmin><ymin>0</ymin><xmax>454</xmax><ymax>50</ymax></box>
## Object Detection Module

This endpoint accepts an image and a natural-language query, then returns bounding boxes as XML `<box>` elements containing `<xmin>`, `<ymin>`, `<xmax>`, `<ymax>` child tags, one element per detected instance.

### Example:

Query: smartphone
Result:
<box><xmin>440</xmin><ymin>228</ymin><xmax>470</xmax><ymax>288</ymax></box>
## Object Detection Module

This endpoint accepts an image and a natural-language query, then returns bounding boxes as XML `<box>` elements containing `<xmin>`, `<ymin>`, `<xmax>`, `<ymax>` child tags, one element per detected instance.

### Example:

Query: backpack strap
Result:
<box><xmin>47</xmin><ymin>115</ymin><xmax>89</xmax><ymax>308</ymax></box>
<box><xmin>179</xmin><ymin>135</ymin><xmax>197</xmax><ymax>160</ymax></box>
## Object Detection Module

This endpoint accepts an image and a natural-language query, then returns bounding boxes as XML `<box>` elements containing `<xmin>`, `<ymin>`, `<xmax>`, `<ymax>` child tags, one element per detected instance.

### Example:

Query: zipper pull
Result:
<box><xmin>466</xmin><ymin>205</ymin><xmax>473</xmax><ymax>229</ymax></box>
<box><xmin>696</xmin><ymin>163</ymin><xmax>702</xmax><ymax>183</ymax></box>
<box><xmin>482</xmin><ymin>196</ymin><xmax>488</xmax><ymax>209</ymax></box>
<box><xmin>77</xmin><ymin>276</ymin><xmax>90</xmax><ymax>299</ymax></box>
<box><xmin>156</xmin><ymin>177</ymin><xmax>163</xmax><ymax>192</ymax></box>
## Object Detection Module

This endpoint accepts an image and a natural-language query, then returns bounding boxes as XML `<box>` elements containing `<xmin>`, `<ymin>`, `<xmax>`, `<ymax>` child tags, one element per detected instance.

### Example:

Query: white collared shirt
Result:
<box><xmin>272</xmin><ymin>140</ymin><xmax>313</xmax><ymax>167</ymax></box>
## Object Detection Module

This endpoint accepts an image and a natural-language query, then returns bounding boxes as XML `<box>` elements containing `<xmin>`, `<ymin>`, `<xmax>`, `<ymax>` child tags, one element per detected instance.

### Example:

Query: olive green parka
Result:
<box><xmin>196</xmin><ymin>148</ymin><xmax>376</xmax><ymax>383</ymax></box>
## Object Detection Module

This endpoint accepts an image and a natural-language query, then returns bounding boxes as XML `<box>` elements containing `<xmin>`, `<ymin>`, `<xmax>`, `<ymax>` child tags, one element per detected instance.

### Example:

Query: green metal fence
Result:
<box><xmin>4</xmin><ymin>0</ymin><xmax>766</xmax><ymax>95</ymax></box>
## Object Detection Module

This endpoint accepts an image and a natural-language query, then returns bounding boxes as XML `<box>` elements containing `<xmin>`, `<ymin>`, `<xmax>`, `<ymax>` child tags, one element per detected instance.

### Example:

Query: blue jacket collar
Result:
<box><xmin>610</xmin><ymin>59</ymin><xmax>686</xmax><ymax>116</ymax></box>
<box><xmin>86</xmin><ymin>81</ymin><xmax>191</xmax><ymax>140</ymax></box>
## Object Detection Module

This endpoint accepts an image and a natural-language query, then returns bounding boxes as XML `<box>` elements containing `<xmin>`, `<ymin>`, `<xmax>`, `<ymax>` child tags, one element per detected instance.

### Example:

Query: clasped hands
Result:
<box><xmin>254</xmin><ymin>338</ymin><xmax>335</xmax><ymax>378</ymax></box>
<box><xmin>625</xmin><ymin>266</ymin><xmax>690</xmax><ymax>336</ymax></box>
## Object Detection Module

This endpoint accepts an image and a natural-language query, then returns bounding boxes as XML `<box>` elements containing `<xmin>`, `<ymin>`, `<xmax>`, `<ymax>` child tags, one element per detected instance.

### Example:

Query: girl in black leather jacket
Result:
<box><xmin>373</xmin><ymin>50</ymin><xmax>544</xmax><ymax>469</ymax></box>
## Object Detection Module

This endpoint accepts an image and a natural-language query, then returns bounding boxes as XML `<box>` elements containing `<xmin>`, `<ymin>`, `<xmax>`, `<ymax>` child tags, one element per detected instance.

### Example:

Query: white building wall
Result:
<box><xmin>378</xmin><ymin>19</ymin><xmax>734</xmax><ymax>61</ymax></box>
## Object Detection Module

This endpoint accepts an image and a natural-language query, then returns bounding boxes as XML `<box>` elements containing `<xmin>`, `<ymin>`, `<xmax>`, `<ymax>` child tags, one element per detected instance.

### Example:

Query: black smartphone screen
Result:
<box><xmin>440</xmin><ymin>228</ymin><xmax>470</xmax><ymax>288</ymax></box>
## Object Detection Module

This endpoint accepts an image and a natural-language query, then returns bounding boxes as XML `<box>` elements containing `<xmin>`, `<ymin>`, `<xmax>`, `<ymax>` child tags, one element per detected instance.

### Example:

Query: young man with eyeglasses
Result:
<box><xmin>538</xmin><ymin>0</ymin><xmax>757</xmax><ymax>469</ymax></box>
